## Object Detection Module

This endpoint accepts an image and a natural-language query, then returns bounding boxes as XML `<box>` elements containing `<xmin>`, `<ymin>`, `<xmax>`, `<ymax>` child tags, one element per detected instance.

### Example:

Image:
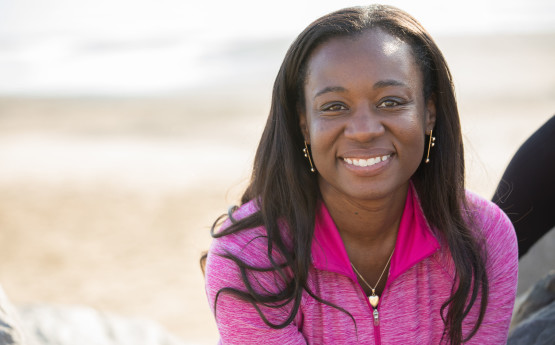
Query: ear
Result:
<box><xmin>425</xmin><ymin>95</ymin><xmax>437</xmax><ymax>133</ymax></box>
<box><xmin>299</xmin><ymin>111</ymin><xmax>310</xmax><ymax>144</ymax></box>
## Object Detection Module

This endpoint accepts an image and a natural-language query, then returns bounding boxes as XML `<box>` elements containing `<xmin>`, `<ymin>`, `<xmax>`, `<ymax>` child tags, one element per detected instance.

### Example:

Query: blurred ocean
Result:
<box><xmin>1</xmin><ymin>0</ymin><xmax>554</xmax><ymax>96</ymax></box>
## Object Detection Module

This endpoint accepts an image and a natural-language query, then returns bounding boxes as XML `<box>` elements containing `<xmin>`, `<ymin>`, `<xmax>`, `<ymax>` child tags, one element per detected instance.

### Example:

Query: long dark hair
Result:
<box><xmin>205</xmin><ymin>5</ymin><xmax>488</xmax><ymax>344</ymax></box>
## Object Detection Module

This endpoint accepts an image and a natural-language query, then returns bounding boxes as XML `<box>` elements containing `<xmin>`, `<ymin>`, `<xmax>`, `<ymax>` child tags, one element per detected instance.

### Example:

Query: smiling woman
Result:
<box><xmin>203</xmin><ymin>5</ymin><xmax>518</xmax><ymax>345</ymax></box>
<box><xmin>300</xmin><ymin>29</ymin><xmax>435</xmax><ymax>203</ymax></box>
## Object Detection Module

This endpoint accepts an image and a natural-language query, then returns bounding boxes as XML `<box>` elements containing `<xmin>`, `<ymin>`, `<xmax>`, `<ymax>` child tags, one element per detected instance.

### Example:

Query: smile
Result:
<box><xmin>343</xmin><ymin>155</ymin><xmax>391</xmax><ymax>167</ymax></box>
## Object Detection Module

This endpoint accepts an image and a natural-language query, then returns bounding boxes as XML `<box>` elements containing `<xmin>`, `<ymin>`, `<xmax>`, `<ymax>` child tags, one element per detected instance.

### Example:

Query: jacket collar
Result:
<box><xmin>311</xmin><ymin>183</ymin><xmax>440</xmax><ymax>283</ymax></box>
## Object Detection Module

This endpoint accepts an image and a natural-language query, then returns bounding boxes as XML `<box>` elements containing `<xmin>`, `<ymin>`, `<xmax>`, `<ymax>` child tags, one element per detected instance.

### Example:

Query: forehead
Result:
<box><xmin>305</xmin><ymin>29</ymin><xmax>421</xmax><ymax>92</ymax></box>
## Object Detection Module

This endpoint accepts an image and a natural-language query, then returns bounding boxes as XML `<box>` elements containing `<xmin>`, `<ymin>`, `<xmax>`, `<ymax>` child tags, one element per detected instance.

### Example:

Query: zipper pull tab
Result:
<box><xmin>373</xmin><ymin>308</ymin><xmax>380</xmax><ymax>326</ymax></box>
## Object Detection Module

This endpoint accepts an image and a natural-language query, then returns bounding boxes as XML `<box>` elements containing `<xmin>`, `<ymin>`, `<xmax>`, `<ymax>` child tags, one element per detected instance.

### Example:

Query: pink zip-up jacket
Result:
<box><xmin>205</xmin><ymin>186</ymin><xmax>518</xmax><ymax>344</ymax></box>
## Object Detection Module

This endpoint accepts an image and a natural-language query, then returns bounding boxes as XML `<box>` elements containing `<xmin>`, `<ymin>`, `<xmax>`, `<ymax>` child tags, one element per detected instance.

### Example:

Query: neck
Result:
<box><xmin>319</xmin><ymin>181</ymin><xmax>408</xmax><ymax>295</ymax></box>
<box><xmin>319</xmin><ymin>182</ymin><xmax>408</xmax><ymax>250</ymax></box>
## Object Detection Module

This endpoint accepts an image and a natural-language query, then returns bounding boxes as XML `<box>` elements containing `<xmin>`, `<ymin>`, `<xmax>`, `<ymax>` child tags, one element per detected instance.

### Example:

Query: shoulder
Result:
<box><xmin>204</xmin><ymin>200</ymin><xmax>291</xmax><ymax>304</ymax></box>
<box><xmin>206</xmin><ymin>200</ymin><xmax>292</xmax><ymax>281</ymax></box>
<box><xmin>464</xmin><ymin>190</ymin><xmax>518</xmax><ymax>276</ymax></box>
<box><xmin>208</xmin><ymin>200</ymin><xmax>274</xmax><ymax>266</ymax></box>
<box><xmin>464</xmin><ymin>190</ymin><xmax>515</xmax><ymax>240</ymax></box>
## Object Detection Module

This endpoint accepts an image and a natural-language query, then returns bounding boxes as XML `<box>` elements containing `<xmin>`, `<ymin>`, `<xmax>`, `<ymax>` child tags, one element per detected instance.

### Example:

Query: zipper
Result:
<box><xmin>373</xmin><ymin>307</ymin><xmax>381</xmax><ymax>344</ymax></box>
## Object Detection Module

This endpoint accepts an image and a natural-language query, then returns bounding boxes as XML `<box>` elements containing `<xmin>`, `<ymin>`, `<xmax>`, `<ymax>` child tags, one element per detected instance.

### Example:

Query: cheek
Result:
<box><xmin>308</xmin><ymin>120</ymin><xmax>342</xmax><ymax>165</ymax></box>
<box><xmin>389</xmin><ymin>114</ymin><xmax>425</xmax><ymax>155</ymax></box>
<box><xmin>394</xmin><ymin>115</ymin><xmax>426</xmax><ymax>155</ymax></box>
<box><xmin>403</xmin><ymin>118</ymin><xmax>424</xmax><ymax>141</ymax></box>
<box><xmin>309</xmin><ymin>118</ymin><xmax>338</xmax><ymax>145</ymax></box>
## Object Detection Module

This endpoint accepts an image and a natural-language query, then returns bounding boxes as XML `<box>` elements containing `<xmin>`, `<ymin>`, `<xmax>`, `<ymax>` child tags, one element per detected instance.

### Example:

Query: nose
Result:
<box><xmin>344</xmin><ymin>104</ymin><xmax>385</xmax><ymax>142</ymax></box>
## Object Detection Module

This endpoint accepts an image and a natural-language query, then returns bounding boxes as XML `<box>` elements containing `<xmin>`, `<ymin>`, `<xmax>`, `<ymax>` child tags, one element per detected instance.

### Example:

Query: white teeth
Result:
<box><xmin>344</xmin><ymin>154</ymin><xmax>391</xmax><ymax>167</ymax></box>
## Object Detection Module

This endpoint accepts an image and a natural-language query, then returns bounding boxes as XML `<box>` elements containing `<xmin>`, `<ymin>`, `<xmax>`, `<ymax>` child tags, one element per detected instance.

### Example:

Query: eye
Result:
<box><xmin>377</xmin><ymin>99</ymin><xmax>401</xmax><ymax>108</ymax></box>
<box><xmin>322</xmin><ymin>102</ymin><xmax>348</xmax><ymax>112</ymax></box>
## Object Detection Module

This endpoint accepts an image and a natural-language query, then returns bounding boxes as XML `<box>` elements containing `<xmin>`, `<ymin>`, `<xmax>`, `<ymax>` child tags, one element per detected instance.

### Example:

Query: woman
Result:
<box><xmin>204</xmin><ymin>5</ymin><xmax>517</xmax><ymax>344</ymax></box>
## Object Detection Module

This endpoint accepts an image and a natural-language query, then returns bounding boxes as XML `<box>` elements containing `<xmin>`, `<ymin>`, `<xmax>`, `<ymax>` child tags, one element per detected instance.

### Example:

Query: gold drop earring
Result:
<box><xmin>425</xmin><ymin>130</ymin><xmax>436</xmax><ymax>163</ymax></box>
<box><xmin>303</xmin><ymin>141</ymin><xmax>315</xmax><ymax>173</ymax></box>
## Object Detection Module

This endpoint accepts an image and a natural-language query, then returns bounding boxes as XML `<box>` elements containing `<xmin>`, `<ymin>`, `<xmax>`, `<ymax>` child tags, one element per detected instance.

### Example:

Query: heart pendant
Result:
<box><xmin>368</xmin><ymin>295</ymin><xmax>379</xmax><ymax>308</ymax></box>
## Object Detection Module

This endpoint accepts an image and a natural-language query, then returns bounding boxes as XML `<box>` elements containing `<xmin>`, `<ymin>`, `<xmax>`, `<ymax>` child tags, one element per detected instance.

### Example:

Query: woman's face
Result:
<box><xmin>300</xmin><ymin>29</ymin><xmax>436</xmax><ymax>202</ymax></box>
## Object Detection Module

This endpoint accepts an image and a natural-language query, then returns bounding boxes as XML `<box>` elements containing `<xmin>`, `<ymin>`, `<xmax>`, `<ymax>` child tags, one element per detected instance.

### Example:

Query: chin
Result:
<box><xmin>344</xmin><ymin>180</ymin><xmax>409</xmax><ymax>202</ymax></box>
<box><xmin>345</xmin><ymin>187</ymin><xmax>391</xmax><ymax>201</ymax></box>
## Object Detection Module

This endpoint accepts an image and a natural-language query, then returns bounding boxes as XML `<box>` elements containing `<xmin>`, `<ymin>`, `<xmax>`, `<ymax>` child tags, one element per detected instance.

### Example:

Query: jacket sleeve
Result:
<box><xmin>466</xmin><ymin>196</ymin><xmax>519</xmax><ymax>344</ymax></box>
<box><xmin>205</xmin><ymin>229</ymin><xmax>307</xmax><ymax>345</ymax></box>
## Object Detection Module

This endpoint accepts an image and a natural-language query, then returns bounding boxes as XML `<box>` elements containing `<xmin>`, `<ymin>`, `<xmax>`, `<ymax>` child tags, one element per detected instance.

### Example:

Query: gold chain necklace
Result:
<box><xmin>350</xmin><ymin>249</ymin><xmax>394</xmax><ymax>309</ymax></box>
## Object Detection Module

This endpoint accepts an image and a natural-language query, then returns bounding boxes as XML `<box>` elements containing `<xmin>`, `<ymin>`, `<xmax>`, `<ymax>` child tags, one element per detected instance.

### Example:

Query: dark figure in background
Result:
<box><xmin>492</xmin><ymin>115</ymin><xmax>555</xmax><ymax>258</ymax></box>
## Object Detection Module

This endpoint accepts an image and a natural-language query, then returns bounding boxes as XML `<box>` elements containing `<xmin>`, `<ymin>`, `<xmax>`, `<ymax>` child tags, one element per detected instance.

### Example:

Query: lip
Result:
<box><xmin>339</xmin><ymin>149</ymin><xmax>394</xmax><ymax>176</ymax></box>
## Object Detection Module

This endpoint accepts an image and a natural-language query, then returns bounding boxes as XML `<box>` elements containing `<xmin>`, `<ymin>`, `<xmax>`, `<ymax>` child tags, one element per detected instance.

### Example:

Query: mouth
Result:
<box><xmin>343</xmin><ymin>154</ymin><xmax>392</xmax><ymax>167</ymax></box>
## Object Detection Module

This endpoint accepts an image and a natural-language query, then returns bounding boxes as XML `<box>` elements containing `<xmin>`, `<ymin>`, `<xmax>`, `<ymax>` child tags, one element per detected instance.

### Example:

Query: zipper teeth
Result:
<box><xmin>374</xmin><ymin>291</ymin><xmax>385</xmax><ymax>345</ymax></box>
<box><xmin>373</xmin><ymin>307</ymin><xmax>381</xmax><ymax>344</ymax></box>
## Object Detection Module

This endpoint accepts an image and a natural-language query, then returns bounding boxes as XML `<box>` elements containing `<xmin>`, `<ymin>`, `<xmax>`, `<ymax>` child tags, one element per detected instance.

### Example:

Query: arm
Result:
<box><xmin>467</xmin><ymin>198</ymin><xmax>519</xmax><ymax>343</ymax></box>
<box><xmin>205</xmin><ymin>233</ymin><xmax>307</xmax><ymax>345</ymax></box>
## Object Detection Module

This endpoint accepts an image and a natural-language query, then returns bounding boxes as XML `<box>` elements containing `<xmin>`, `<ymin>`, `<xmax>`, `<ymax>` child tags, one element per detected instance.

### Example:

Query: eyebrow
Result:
<box><xmin>314</xmin><ymin>86</ymin><xmax>347</xmax><ymax>99</ymax></box>
<box><xmin>373</xmin><ymin>79</ymin><xmax>407</xmax><ymax>89</ymax></box>
<box><xmin>313</xmin><ymin>80</ymin><xmax>408</xmax><ymax>100</ymax></box>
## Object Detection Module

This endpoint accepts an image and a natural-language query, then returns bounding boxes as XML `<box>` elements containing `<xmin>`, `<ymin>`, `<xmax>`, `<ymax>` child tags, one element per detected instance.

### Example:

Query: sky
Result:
<box><xmin>1</xmin><ymin>0</ymin><xmax>554</xmax><ymax>96</ymax></box>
